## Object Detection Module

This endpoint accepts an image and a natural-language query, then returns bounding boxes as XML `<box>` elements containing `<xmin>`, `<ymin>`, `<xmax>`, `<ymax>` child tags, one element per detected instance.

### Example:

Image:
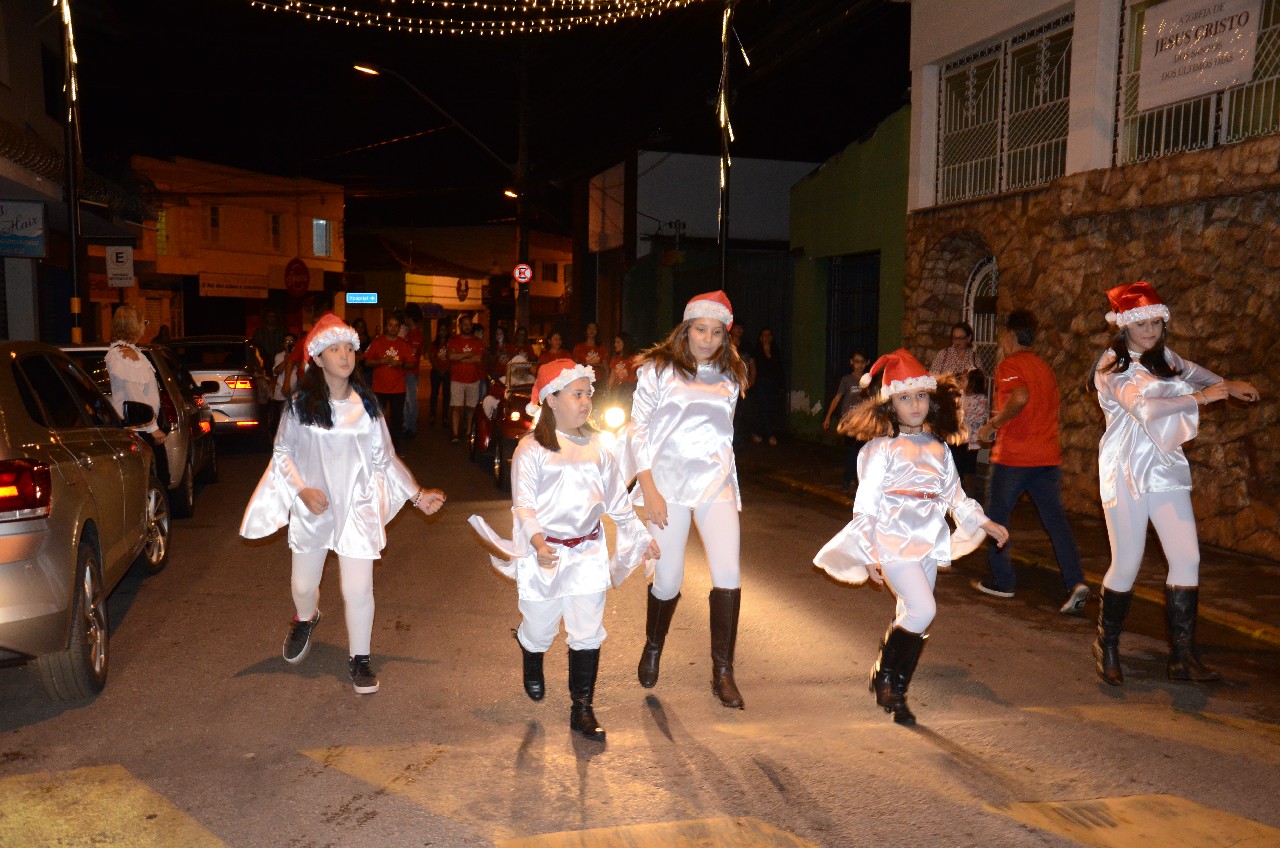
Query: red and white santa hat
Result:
<box><xmin>303</xmin><ymin>313</ymin><xmax>362</xmax><ymax>364</ymax></box>
<box><xmin>860</xmin><ymin>348</ymin><xmax>937</xmax><ymax>399</ymax></box>
<box><xmin>683</xmin><ymin>290</ymin><xmax>733</xmax><ymax>329</ymax></box>
<box><xmin>1105</xmin><ymin>281</ymin><xmax>1170</xmax><ymax>327</ymax></box>
<box><xmin>527</xmin><ymin>358</ymin><xmax>596</xmax><ymax>416</ymax></box>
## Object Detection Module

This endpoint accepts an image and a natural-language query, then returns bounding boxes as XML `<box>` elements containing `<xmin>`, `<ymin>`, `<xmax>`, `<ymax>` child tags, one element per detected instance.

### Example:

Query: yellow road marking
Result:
<box><xmin>995</xmin><ymin>794</ymin><xmax>1280</xmax><ymax>847</ymax></box>
<box><xmin>0</xmin><ymin>764</ymin><xmax>226</xmax><ymax>847</ymax></box>
<box><xmin>1028</xmin><ymin>705</ymin><xmax>1280</xmax><ymax>765</ymax></box>
<box><xmin>497</xmin><ymin>816</ymin><xmax>819</xmax><ymax>847</ymax></box>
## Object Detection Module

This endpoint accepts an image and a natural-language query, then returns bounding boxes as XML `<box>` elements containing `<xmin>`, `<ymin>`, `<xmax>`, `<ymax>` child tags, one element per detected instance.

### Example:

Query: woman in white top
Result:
<box><xmin>1089</xmin><ymin>282</ymin><xmax>1259</xmax><ymax>686</ymax></box>
<box><xmin>624</xmin><ymin>291</ymin><xmax>750</xmax><ymax>709</ymax></box>
<box><xmin>105</xmin><ymin>305</ymin><xmax>167</xmax><ymax>488</ymax></box>
<box><xmin>241</xmin><ymin>314</ymin><xmax>445</xmax><ymax>696</ymax></box>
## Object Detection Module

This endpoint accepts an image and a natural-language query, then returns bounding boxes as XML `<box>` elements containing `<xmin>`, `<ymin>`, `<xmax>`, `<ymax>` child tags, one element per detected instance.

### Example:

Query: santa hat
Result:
<box><xmin>526</xmin><ymin>358</ymin><xmax>596</xmax><ymax>416</ymax></box>
<box><xmin>1105</xmin><ymin>281</ymin><xmax>1170</xmax><ymax>327</ymax></box>
<box><xmin>859</xmin><ymin>348</ymin><xmax>937</xmax><ymax>399</ymax></box>
<box><xmin>302</xmin><ymin>313</ymin><xmax>362</xmax><ymax>364</ymax></box>
<box><xmin>683</xmin><ymin>290</ymin><xmax>733</xmax><ymax>329</ymax></box>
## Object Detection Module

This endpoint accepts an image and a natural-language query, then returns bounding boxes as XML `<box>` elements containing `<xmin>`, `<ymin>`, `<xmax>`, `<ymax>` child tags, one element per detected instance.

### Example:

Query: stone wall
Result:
<box><xmin>904</xmin><ymin>135</ymin><xmax>1280</xmax><ymax>559</ymax></box>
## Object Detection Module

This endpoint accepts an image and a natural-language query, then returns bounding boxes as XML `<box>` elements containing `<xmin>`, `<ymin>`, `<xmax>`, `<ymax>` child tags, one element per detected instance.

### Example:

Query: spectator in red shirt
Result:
<box><xmin>448</xmin><ymin>313</ymin><xmax>487</xmax><ymax>444</ymax></box>
<box><xmin>490</xmin><ymin>326</ymin><xmax>520</xmax><ymax>380</ymax></box>
<box><xmin>401</xmin><ymin>304</ymin><xmax>425</xmax><ymax>439</ymax></box>
<box><xmin>364</xmin><ymin>313</ymin><xmax>414</xmax><ymax>453</ymax></box>
<box><xmin>572</xmin><ymin>322</ymin><xmax>609</xmax><ymax>369</ymax></box>
<box><xmin>538</xmin><ymin>331</ymin><xmax>566</xmax><ymax>364</ymax></box>
<box><xmin>606</xmin><ymin>330</ymin><xmax>638</xmax><ymax>408</ymax></box>
<box><xmin>511</xmin><ymin>325</ymin><xmax>537</xmax><ymax>361</ymax></box>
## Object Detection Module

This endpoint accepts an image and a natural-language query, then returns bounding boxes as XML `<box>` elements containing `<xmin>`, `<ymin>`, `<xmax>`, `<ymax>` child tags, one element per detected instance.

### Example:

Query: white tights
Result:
<box><xmin>882</xmin><ymin>560</ymin><xmax>938</xmax><ymax>634</ymax></box>
<box><xmin>648</xmin><ymin>500</ymin><xmax>741</xmax><ymax>601</ymax></box>
<box><xmin>291</xmin><ymin>549</ymin><xmax>376</xmax><ymax>657</ymax></box>
<box><xmin>1102</xmin><ymin>486</ymin><xmax>1200</xmax><ymax>593</ymax></box>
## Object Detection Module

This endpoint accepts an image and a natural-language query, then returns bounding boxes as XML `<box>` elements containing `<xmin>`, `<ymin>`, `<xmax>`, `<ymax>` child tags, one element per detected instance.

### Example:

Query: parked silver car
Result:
<box><xmin>166</xmin><ymin>336</ymin><xmax>271</xmax><ymax>437</ymax></box>
<box><xmin>0</xmin><ymin>342</ymin><xmax>170</xmax><ymax>701</ymax></box>
<box><xmin>63</xmin><ymin>343</ymin><xmax>218</xmax><ymax>518</ymax></box>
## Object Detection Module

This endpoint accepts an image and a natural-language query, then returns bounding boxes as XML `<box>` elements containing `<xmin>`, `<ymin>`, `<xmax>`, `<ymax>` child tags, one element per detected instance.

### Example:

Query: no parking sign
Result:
<box><xmin>513</xmin><ymin>263</ymin><xmax>532</xmax><ymax>283</ymax></box>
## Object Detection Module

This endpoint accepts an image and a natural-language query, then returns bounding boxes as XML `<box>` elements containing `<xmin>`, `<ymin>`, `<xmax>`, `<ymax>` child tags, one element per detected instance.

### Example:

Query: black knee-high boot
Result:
<box><xmin>869</xmin><ymin>626</ymin><xmax>925</xmax><ymax>726</ymax></box>
<box><xmin>709</xmin><ymin>587</ymin><xmax>744</xmax><ymax>709</ymax></box>
<box><xmin>637</xmin><ymin>587</ymin><xmax>680</xmax><ymax>688</ymax></box>
<box><xmin>568</xmin><ymin>648</ymin><xmax>605</xmax><ymax>740</ymax></box>
<box><xmin>517</xmin><ymin>633</ymin><xmax>545</xmax><ymax>701</ymax></box>
<box><xmin>1093</xmin><ymin>587</ymin><xmax>1132</xmax><ymax>686</ymax></box>
<box><xmin>1165</xmin><ymin>585</ymin><xmax>1221</xmax><ymax>682</ymax></box>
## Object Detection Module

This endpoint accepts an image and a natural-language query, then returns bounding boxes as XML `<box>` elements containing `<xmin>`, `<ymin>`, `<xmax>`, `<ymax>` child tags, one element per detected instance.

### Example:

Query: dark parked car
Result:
<box><xmin>0</xmin><ymin>342</ymin><xmax>170</xmax><ymax>701</ymax></box>
<box><xmin>63</xmin><ymin>343</ymin><xmax>218</xmax><ymax>518</ymax></box>
<box><xmin>166</xmin><ymin>336</ymin><xmax>271</xmax><ymax>436</ymax></box>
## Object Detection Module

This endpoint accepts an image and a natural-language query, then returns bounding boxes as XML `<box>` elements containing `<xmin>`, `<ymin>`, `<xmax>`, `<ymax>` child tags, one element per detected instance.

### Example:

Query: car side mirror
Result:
<box><xmin>196</xmin><ymin>380</ymin><xmax>220</xmax><ymax>396</ymax></box>
<box><xmin>121</xmin><ymin>400</ymin><xmax>154</xmax><ymax>427</ymax></box>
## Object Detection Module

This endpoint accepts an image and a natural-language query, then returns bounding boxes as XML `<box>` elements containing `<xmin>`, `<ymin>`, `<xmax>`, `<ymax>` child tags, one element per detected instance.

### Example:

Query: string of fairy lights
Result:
<box><xmin>244</xmin><ymin>0</ymin><xmax>712</xmax><ymax>35</ymax></box>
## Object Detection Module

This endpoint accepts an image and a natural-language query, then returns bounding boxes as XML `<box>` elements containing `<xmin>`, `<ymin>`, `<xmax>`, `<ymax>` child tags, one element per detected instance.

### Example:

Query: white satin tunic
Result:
<box><xmin>469</xmin><ymin>431</ymin><xmax>653</xmax><ymax>601</ymax></box>
<box><xmin>240</xmin><ymin>399</ymin><xmax>417</xmax><ymax>558</ymax></box>
<box><xmin>813</xmin><ymin>434</ymin><xmax>989</xmax><ymax>584</ymax></box>
<box><xmin>623</xmin><ymin>361</ymin><xmax>741</xmax><ymax>509</ymax></box>
<box><xmin>1093</xmin><ymin>347</ymin><xmax>1221</xmax><ymax>509</ymax></box>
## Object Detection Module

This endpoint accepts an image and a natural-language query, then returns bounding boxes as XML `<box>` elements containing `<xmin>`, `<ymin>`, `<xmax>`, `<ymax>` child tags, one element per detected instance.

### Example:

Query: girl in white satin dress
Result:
<box><xmin>469</xmin><ymin>359</ymin><xmax>658</xmax><ymax>740</ymax></box>
<box><xmin>1089</xmin><ymin>282</ymin><xmax>1259</xmax><ymax>687</ymax></box>
<box><xmin>625</xmin><ymin>291</ymin><xmax>751</xmax><ymax>709</ymax></box>
<box><xmin>241</xmin><ymin>314</ymin><xmax>445</xmax><ymax>696</ymax></box>
<box><xmin>813</xmin><ymin>349</ymin><xmax>1007</xmax><ymax>726</ymax></box>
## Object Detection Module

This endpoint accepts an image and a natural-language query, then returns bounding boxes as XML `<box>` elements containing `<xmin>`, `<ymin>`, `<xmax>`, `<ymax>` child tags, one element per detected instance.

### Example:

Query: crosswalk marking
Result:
<box><xmin>994</xmin><ymin>794</ymin><xmax>1280</xmax><ymax>847</ymax></box>
<box><xmin>0</xmin><ymin>764</ymin><xmax>226</xmax><ymax>847</ymax></box>
<box><xmin>495</xmin><ymin>816</ymin><xmax>819</xmax><ymax>847</ymax></box>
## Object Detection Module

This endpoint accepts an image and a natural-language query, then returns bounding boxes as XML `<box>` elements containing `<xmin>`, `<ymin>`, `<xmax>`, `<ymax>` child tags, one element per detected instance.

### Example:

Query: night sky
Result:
<box><xmin>74</xmin><ymin>0</ymin><xmax>910</xmax><ymax>228</ymax></box>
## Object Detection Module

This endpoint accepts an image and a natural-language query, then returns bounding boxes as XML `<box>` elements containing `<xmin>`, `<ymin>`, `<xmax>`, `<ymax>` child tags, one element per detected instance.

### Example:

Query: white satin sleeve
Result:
<box><xmin>601</xmin><ymin>444</ymin><xmax>654</xmax><ymax>588</ymax></box>
<box><xmin>1095</xmin><ymin>357</ymin><xmax>1199</xmax><ymax>456</ymax></box>
<box><xmin>239</xmin><ymin>408</ymin><xmax>309</xmax><ymax>539</ymax></box>
<box><xmin>812</xmin><ymin>440</ymin><xmax>889</xmax><ymax>584</ymax></box>
<box><xmin>620</xmin><ymin>363</ymin><xmax>661</xmax><ymax>481</ymax></box>
<box><xmin>938</xmin><ymin>444</ymin><xmax>989</xmax><ymax>558</ymax></box>
<box><xmin>371</xmin><ymin>411</ymin><xmax>416</xmax><ymax>525</ymax></box>
<box><xmin>1167</xmin><ymin>349</ymin><xmax>1223</xmax><ymax>391</ymax></box>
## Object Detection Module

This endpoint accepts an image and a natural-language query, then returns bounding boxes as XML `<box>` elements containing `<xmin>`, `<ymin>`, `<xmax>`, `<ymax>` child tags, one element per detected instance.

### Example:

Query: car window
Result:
<box><xmin>14</xmin><ymin>355</ymin><xmax>87</xmax><ymax>429</ymax></box>
<box><xmin>57</xmin><ymin>357</ymin><xmax>122</xmax><ymax>427</ymax></box>
<box><xmin>156</xmin><ymin>348</ymin><xmax>199</xmax><ymax>400</ymax></box>
<box><xmin>65</xmin><ymin>351</ymin><xmax>112</xmax><ymax>394</ymax></box>
<box><xmin>169</xmin><ymin>342</ymin><xmax>250</xmax><ymax>369</ymax></box>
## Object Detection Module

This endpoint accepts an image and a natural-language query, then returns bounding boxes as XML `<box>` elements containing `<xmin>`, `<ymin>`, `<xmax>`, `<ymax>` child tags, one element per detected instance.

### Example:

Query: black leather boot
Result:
<box><xmin>869</xmin><ymin>626</ymin><xmax>925</xmax><ymax>725</ymax></box>
<box><xmin>637</xmin><ymin>588</ymin><xmax>680</xmax><ymax>688</ymax></box>
<box><xmin>709</xmin><ymin>587</ymin><xmax>744</xmax><ymax>709</ymax></box>
<box><xmin>1093</xmin><ymin>587</ymin><xmax>1132</xmax><ymax>686</ymax></box>
<box><xmin>1165</xmin><ymin>585</ymin><xmax>1221</xmax><ymax>682</ymax></box>
<box><xmin>568</xmin><ymin>648</ymin><xmax>605</xmax><ymax>740</ymax></box>
<box><xmin>517</xmin><ymin>633</ymin><xmax>545</xmax><ymax>701</ymax></box>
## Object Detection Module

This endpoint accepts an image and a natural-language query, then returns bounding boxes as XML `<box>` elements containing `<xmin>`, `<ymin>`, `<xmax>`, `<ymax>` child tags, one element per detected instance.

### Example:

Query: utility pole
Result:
<box><xmin>61</xmin><ymin>0</ymin><xmax>86</xmax><ymax>343</ymax></box>
<box><xmin>515</xmin><ymin>41</ymin><xmax>531</xmax><ymax>331</ymax></box>
<box><xmin>717</xmin><ymin>0</ymin><xmax>737</xmax><ymax>290</ymax></box>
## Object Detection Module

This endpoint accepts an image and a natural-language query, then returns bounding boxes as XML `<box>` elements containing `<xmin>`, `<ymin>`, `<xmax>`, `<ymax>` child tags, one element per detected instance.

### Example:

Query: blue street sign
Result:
<box><xmin>346</xmin><ymin>292</ymin><xmax>378</xmax><ymax>304</ymax></box>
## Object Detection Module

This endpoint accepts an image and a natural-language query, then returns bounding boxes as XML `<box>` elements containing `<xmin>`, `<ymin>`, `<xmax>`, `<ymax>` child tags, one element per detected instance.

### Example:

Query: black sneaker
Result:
<box><xmin>349</xmin><ymin>655</ymin><xmax>380</xmax><ymax>694</ymax></box>
<box><xmin>283</xmin><ymin>610</ymin><xmax>321</xmax><ymax>664</ymax></box>
<box><xmin>1060</xmin><ymin>583</ymin><xmax>1090</xmax><ymax>615</ymax></box>
<box><xmin>971</xmin><ymin>578</ymin><xmax>1015</xmax><ymax>599</ymax></box>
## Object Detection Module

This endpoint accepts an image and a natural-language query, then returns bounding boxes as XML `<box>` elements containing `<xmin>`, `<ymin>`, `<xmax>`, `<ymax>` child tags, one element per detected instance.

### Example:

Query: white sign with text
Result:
<box><xmin>1138</xmin><ymin>0</ymin><xmax>1262</xmax><ymax>112</ymax></box>
<box><xmin>106</xmin><ymin>245</ymin><xmax>135</xmax><ymax>287</ymax></box>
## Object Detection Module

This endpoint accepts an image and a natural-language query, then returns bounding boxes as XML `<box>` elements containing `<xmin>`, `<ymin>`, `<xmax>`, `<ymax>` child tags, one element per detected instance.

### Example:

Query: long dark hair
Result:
<box><xmin>1088</xmin><ymin>324</ymin><xmax>1180</xmax><ymax>392</ymax></box>
<box><xmin>289</xmin><ymin>361</ymin><xmax>381</xmax><ymax>428</ymax></box>
<box><xmin>531</xmin><ymin>396</ymin><xmax>597</xmax><ymax>452</ymax></box>
<box><xmin>639</xmin><ymin>319</ymin><xmax>748</xmax><ymax>388</ymax></box>
<box><xmin>837</xmin><ymin>375</ymin><xmax>963</xmax><ymax>444</ymax></box>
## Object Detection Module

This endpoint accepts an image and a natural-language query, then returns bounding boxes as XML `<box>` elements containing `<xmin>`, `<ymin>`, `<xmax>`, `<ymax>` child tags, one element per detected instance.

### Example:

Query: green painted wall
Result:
<box><xmin>788</xmin><ymin>106</ymin><xmax>910</xmax><ymax>439</ymax></box>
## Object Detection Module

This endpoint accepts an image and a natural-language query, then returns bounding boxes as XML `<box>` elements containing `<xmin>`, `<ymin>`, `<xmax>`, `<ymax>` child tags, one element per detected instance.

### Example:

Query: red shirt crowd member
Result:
<box><xmin>607</xmin><ymin>332</ymin><xmax>638</xmax><ymax>389</ymax></box>
<box><xmin>447</xmin><ymin>313</ymin><xmax>488</xmax><ymax>443</ymax></box>
<box><xmin>539</xmin><ymin>331</ymin><xmax>567</xmax><ymax>364</ymax></box>
<box><xmin>572</xmin><ymin>322</ymin><xmax>609</xmax><ymax>369</ymax></box>
<box><xmin>511</xmin><ymin>326</ymin><xmax>537</xmax><ymax>362</ymax></box>
<box><xmin>364</xmin><ymin>315</ymin><xmax>414</xmax><ymax>451</ymax></box>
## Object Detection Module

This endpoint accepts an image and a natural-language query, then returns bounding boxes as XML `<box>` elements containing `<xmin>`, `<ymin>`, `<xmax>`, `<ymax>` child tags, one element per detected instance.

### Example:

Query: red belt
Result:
<box><xmin>885</xmin><ymin>489</ymin><xmax>939</xmax><ymax>499</ymax></box>
<box><xmin>544</xmin><ymin>523</ymin><xmax>602</xmax><ymax>548</ymax></box>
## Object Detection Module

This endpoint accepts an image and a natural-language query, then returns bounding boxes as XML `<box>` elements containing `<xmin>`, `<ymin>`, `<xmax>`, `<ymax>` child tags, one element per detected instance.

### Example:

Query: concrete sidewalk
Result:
<box><xmin>736</xmin><ymin>435</ymin><xmax>1280</xmax><ymax>647</ymax></box>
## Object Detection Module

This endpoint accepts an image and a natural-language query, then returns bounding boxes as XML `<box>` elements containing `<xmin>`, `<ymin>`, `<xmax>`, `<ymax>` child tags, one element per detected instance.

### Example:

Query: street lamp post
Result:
<box><xmin>355</xmin><ymin>63</ymin><xmax>531</xmax><ymax>329</ymax></box>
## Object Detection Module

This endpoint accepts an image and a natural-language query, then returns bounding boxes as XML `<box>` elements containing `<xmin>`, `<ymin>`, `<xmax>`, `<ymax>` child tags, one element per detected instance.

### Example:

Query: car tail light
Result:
<box><xmin>224</xmin><ymin>377</ymin><xmax>254</xmax><ymax>391</ymax></box>
<box><xmin>0</xmin><ymin>459</ymin><xmax>52</xmax><ymax>521</ymax></box>
<box><xmin>198</xmin><ymin>420</ymin><xmax>211</xmax><ymax>434</ymax></box>
<box><xmin>158</xmin><ymin>388</ymin><xmax>178</xmax><ymax>431</ymax></box>
<box><xmin>235</xmin><ymin>420</ymin><xmax>260</xmax><ymax>428</ymax></box>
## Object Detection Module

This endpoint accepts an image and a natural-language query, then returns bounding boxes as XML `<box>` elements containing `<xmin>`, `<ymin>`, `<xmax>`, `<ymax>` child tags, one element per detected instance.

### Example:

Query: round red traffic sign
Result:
<box><xmin>513</xmin><ymin>263</ymin><xmax>533</xmax><ymax>283</ymax></box>
<box><xmin>284</xmin><ymin>258</ymin><xmax>310</xmax><ymax>298</ymax></box>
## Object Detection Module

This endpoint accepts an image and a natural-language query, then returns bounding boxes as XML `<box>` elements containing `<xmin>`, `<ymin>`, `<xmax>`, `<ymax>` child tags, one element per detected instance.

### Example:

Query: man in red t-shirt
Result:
<box><xmin>364</xmin><ymin>313</ymin><xmax>413</xmax><ymax>453</ymax></box>
<box><xmin>973</xmin><ymin>310</ymin><xmax>1086</xmax><ymax>614</ymax></box>
<box><xmin>447</xmin><ymin>313</ymin><xmax>486</xmax><ymax>444</ymax></box>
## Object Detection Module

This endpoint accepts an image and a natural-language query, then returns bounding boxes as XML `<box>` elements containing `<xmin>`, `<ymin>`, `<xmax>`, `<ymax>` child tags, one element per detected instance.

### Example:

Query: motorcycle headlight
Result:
<box><xmin>603</xmin><ymin>406</ymin><xmax>626</xmax><ymax>430</ymax></box>
<box><xmin>509</xmin><ymin>411</ymin><xmax>521</xmax><ymax>421</ymax></box>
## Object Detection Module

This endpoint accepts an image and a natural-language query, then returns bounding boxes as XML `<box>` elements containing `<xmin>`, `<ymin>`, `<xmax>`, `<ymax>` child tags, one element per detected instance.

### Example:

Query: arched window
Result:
<box><xmin>963</xmin><ymin>255</ymin><xmax>999</xmax><ymax>381</ymax></box>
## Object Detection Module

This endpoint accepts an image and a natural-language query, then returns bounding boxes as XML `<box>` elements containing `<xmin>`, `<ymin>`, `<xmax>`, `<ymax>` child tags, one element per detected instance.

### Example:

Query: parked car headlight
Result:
<box><xmin>603</xmin><ymin>406</ymin><xmax>626</xmax><ymax>430</ymax></box>
<box><xmin>509</xmin><ymin>410</ymin><xmax>521</xmax><ymax>421</ymax></box>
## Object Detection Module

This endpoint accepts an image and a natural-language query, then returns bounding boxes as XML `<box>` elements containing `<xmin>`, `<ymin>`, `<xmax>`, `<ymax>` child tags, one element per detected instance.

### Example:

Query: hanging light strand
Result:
<box><xmin>244</xmin><ymin>0</ymin><xmax>711</xmax><ymax>35</ymax></box>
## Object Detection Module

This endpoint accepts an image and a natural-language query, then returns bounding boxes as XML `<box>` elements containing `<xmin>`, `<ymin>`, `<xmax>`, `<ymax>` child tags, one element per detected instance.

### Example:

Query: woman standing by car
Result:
<box><xmin>106</xmin><ymin>305</ymin><xmax>168</xmax><ymax>488</ymax></box>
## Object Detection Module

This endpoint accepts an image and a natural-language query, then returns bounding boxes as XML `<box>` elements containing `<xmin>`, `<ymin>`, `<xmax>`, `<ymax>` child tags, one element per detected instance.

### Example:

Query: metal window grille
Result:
<box><xmin>1116</xmin><ymin>0</ymin><xmax>1280</xmax><ymax>164</ymax></box>
<box><xmin>963</xmin><ymin>255</ymin><xmax>1000</xmax><ymax>385</ymax></box>
<box><xmin>937</xmin><ymin>15</ymin><xmax>1074</xmax><ymax>204</ymax></box>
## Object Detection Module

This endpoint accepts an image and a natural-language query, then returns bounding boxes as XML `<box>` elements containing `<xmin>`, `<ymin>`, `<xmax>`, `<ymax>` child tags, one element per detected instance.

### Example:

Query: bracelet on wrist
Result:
<box><xmin>411</xmin><ymin>488</ymin><xmax>423</xmax><ymax>506</ymax></box>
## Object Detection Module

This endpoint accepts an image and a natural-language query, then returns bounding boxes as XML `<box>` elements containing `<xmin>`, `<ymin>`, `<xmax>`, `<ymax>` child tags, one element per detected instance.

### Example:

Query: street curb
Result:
<box><xmin>768</xmin><ymin>472</ymin><xmax>1280</xmax><ymax>649</ymax></box>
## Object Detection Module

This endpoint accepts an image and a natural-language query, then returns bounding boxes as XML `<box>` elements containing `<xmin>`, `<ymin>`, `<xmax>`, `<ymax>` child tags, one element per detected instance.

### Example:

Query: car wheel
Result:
<box><xmin>493</xmin><ymin>438</ymin><xmax>512</xmax><ymax>491</ymax></box>
<box><xmin>134</xmin><ymin>475</ymin><xmax>171</xmax><ymax>575</ymax></box>
<box><xmin>197</xmin><ymin>440</ymin><xmax>218</xmax><ymax>484</ymax></box>
<box><xmin>171</xmin><ymin>453</ymin><xmax>195</xmax><ymax>519</ymax></box>
<box><xmin>35</xmin><ymin>542</ymin><xmax>109</xmax><ymax>701</ymax></box>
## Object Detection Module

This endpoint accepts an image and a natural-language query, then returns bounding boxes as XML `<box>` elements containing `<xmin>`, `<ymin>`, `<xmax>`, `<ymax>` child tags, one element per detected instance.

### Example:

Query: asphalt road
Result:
<box><xmin>2</xmin><ymin>426</ymin><xmax>1278</xmax><ymax>848</ymax></box>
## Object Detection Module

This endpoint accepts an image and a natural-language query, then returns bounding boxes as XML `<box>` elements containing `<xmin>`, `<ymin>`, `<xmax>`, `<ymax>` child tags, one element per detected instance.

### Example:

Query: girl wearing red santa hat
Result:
<box><xmin>468</xmin><ymin>359</ymin><xmax>660</xmax><ymax>740</ymax></box>
<box><xmin>813</xmin><ymin>349</ymin><xmax>1008</xmax><ymax>725</ymax></box>
<box><xmin>622</xmin><ymin>290</ymin><xmax>751</xmax><ymax>709</ymax></box>
<box><xmin>1088</xmin><ymin>282</ymin><xmax>1259</xmax><ymax>686</ymax></box>
<box><xmin>241</xmin><ymin>313</ymin><xmax>446</xmax><ymax>696</ymax></box>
